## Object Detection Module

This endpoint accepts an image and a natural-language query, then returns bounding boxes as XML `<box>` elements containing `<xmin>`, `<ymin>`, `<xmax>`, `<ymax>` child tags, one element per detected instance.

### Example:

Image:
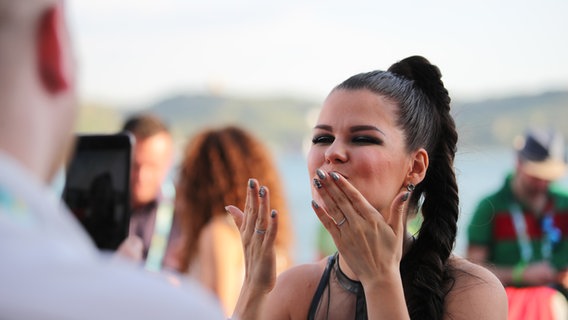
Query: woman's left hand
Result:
<box><xmin>225</xmin><ymin>179</ymin><xmax>278</xmax><ymax>319</ymax></box>
<box><xmin>311</xmin><ymin>169</ymin><xmax>410</xmax><ymax>285</ymax></box>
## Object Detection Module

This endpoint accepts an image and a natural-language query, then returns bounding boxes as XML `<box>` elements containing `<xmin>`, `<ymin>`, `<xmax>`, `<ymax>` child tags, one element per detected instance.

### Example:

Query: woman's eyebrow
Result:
<box><xmin>350</xmin><ymin>125</ymin><xmax>385</xmax><ymax>136</ymax></box>
<box><xmin>314</xmin><ymin>124</ymin><xmax>332</xmax><ymax>131</ymax></box>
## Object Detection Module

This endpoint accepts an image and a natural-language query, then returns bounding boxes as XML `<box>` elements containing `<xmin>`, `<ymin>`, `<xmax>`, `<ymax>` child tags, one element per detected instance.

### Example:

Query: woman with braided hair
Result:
<box><xmin>227</xmin><ymin>56</ymin><xmax>507</xmax><ymax>320</ymax></box>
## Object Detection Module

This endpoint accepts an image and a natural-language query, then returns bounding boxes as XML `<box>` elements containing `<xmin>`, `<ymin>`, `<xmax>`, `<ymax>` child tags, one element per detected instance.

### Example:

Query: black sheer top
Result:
<box><xmin>308</xmin><ymin>253</ymin><xmax>367</xmax><ymax>320</ymax></box>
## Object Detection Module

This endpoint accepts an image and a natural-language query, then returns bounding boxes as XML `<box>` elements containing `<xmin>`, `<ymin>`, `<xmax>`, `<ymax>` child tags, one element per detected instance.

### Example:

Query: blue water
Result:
<box><xmin>52</xmin><ymin>145</ymin><xmax>567</xmax><ymax>265</ymax></box>
<box><xmin>277</xmin><ymin>147</ymin><xmax>568</xmax><ymax>265</ymax></box>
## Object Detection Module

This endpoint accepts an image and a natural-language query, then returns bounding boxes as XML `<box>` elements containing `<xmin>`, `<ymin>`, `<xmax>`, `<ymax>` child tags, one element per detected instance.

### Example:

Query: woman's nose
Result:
<box><xmin>324</xmin><ymin>142</ymin><xmax>348</xmax><ymax>164</ymax></box>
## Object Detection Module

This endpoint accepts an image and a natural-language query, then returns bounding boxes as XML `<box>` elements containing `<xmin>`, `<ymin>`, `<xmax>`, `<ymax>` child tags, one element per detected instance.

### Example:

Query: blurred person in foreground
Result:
<box><xmin>122</xmin><ymin>114</ymin><xmax>180</xmax><ymax>271</ymax></box>
<box><xmin>467</xmin><ymin>127</ymin><xmax>568</xmax><ymax>319</ymax></box>
<box><xmin>174</xmin><ymin>125</ymin><xmax>293</xmax><ymax>316</ymax></box>
<box><xmin>0</xmin><ymin>0</ymin><xmax>224</xmax><ymax>318</ymax></box>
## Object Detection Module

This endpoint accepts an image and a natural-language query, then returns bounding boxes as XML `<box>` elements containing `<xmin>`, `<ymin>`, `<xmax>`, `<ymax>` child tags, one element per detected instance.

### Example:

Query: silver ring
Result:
<box><xmin>255</xmin><ymin>228</ymin><xmax>267</xmax><ymax>234</ymax></box>
<box><xmin>336</xmin><ymin>217</ymin><xmax>347</xmax><ymax>227</ymax></box>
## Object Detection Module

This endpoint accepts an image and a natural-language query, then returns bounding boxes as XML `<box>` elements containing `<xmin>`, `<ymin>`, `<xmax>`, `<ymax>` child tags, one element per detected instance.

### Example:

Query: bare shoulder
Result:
<box><xmin>265</xmin><ymin>258</ymin><xmax>329</xmax><ymax>319</ymax></box>
<box><xmin>445</xmin><ymin>256</ymin><xmax>508</xmax><ymax>320</ymax></box>
<box><xmin>204</xmin><ymin>216</ymin><xmax>241</xmax><ymax>246</ymax></box>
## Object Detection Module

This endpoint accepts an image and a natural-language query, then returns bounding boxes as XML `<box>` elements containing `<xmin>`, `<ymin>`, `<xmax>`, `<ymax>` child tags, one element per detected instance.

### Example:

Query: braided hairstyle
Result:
<box><xmin>335</xmin><ymin>56</ymin><xmax>458</xmax><ymax>320</ymax></box>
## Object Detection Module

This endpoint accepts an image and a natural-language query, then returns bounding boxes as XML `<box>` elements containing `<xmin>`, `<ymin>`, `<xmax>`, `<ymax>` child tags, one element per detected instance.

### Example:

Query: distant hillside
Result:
<box><xmin>77</xmin><ymin>89</ymin><xmax>568</xmax><ymax>155</ymax></box>
<box><xmin>453</xmin><ymin>90</ymin><xmax>568</xmax><ymax>149</ymax></box>
<box><xmin>122</xmin><ymin>94</ymin><xmax>319</xmax><ymax>155</ymax></box>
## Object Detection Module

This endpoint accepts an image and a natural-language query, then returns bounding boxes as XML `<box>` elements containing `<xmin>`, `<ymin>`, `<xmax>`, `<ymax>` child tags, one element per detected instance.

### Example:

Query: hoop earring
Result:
<box><xmin>407</xmin><ymin>183</ymin><xmax>415</xmax><ymax>192</ymax></box>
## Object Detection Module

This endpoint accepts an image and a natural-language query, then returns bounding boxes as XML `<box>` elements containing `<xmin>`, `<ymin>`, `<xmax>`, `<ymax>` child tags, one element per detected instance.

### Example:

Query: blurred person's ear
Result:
<box><xmin>37</xmin><ymin>3</ymin><xmax>70</xmax><ymax>93</ymax></box>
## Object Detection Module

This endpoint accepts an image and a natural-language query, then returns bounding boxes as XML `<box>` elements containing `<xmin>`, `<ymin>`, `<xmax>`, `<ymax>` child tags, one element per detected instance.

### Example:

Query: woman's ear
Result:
<box><xmin>407</xmin><ymin>148</ymin><xmax>428</xmax><ymax>185</ymax></box>
<box><xmin>37</xmin><ymin>3</ymin><xmax>70</xmax><ymax>93</ymax></box>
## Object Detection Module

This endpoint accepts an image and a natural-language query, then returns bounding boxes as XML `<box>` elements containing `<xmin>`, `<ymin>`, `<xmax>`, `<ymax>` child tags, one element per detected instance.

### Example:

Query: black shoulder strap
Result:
<box><xmin>307</xmin><ymin>252</ymin><xmax>337</xmax><ymax>320</ymax></box>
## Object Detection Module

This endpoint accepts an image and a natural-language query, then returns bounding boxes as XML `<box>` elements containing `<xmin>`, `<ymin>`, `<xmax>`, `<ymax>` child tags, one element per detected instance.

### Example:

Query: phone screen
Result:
<box><xmin>62</xmin><ymin>133</ymin><xmax>133</xmax><ymax>251</ymax></box>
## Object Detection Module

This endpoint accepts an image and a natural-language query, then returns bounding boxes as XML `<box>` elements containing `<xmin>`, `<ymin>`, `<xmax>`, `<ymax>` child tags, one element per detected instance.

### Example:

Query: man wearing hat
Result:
<box><xmin>467</xmin><ymin>128</ymin><xmax>568</xmax><ymax>304</ymax></box>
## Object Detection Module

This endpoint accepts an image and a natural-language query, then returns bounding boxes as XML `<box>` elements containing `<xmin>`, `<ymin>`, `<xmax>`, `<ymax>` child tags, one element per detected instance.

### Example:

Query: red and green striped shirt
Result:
<box><xmin>467</xmin><ymin>174</ymin><xmax>568</xmax><ymax>270</ymax></box>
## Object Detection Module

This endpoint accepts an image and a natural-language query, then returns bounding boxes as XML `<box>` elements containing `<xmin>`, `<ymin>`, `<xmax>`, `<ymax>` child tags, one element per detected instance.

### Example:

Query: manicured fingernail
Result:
<box><xmin>224</xmin><ymin>206</ymin><xmax>230</xmax><ymax>213</ymax></box>
<box><xmin>271</xmin><ymin>209</ymin><xmax>277</xmax><ymax>218</ymax></box>
<box><xmin>311</xmin><ymin>200</ymin><xmax>319</xmax><ymax>209</ymax></box>
<box><xmin>330</xmin><ymin>172</ymin><xmax>340</xmax><ymax>181</ymax></box>
<box><xmin>316</xmin><ymin>169</ymin><xmax>326</xmax><ymax>180</ymax></box>
<box><xmin>248</xmin><ymin>178</ymin><xmax>255</xmax><ymax>188</ymax></box>
<box><xmin>259</xmin><ymin>186</ymin><xmax>266</xmax><ymax>198</ymax></box>
<box><xmin>402</xmin><ymin>192</ymin><xmax>410</xmax><ymax>202</ymax></box>
<box><xmin>313</xmin><ymin>178</ymin><xmax>322</xmax><ymax>189</ymax></box>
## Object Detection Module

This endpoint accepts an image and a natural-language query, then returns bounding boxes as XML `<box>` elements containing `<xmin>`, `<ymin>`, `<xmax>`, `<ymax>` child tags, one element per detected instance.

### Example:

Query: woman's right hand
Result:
<box><xmin>311</xmin><ymin>170</ymin><xmax>409</xmax><ymax>285</ymax></box>
<box><xmin>225</xmin><ymin>178</ymin><xmax>278</xmax><ymax>319</ymax></box>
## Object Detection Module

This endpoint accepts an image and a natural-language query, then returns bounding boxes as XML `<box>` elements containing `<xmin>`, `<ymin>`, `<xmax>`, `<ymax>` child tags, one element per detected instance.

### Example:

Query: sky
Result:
<box><xmin>67</xmin><ymin>0</ymin><xmax>568</xmax><ymax>108</ymax></box>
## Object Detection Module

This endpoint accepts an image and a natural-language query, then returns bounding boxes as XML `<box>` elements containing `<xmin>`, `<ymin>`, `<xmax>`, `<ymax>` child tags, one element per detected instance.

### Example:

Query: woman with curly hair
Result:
<box><xmin>175</xmin><ymin>125</ymin><xmax>293</xmax><ymax>316</ymax></box>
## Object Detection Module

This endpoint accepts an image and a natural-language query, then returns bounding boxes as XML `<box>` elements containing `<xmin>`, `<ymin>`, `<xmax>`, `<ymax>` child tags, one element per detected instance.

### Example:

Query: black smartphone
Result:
<box><xmin>62</xmin><ymin>133</ymin><xmax>133</xmax><ymax>251</ymax></box>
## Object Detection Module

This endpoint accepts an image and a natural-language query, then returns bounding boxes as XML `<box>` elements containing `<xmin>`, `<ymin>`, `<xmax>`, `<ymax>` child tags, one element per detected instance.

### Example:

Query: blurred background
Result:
<box><xmin>66</xmin><ymin>0</ymin><xmax>568</xmax><ymax>264</ymax></box>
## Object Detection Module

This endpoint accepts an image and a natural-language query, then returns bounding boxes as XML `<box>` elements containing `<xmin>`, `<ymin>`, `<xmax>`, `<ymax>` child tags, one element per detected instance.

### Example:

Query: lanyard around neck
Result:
<box><xmin>0</xmin><ymin>185</ymin><xmax>34</xmax><ymax>225</ymax></box>
<box><xmin>144</xmin><ymin>182</ymin><xmax>175</xmax><ymax>272</ymax></box>
<box><xmin>510</xmin><ymin>203</ymin><xmax>533</xmax><ymax>262</ymax></box>
<box><xmin>510</xmin><ymin>202</ymin><xmax>560</xmax><ymax>262</ymax></box>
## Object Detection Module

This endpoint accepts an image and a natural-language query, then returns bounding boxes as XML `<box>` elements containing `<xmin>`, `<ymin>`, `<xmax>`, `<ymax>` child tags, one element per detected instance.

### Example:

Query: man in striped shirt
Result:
<box><xmin>467</xmin><ymin>128</ymin><xmax>568</xmax><ymax>305</ymax></box>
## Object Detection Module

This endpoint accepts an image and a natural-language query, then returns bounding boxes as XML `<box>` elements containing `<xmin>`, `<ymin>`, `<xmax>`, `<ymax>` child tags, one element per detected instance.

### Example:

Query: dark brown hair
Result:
<box><xmin>122</xmin><ymin>113</ymin><xmax>170</xmax><ymax>139</ymax></box>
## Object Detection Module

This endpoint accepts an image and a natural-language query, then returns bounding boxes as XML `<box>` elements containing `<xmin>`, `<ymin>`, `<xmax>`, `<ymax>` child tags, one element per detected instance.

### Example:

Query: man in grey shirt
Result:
<box><xmin>0</xmin><ymin>1</ymin><xmax>223</xmax><ymax>318</ymax></box>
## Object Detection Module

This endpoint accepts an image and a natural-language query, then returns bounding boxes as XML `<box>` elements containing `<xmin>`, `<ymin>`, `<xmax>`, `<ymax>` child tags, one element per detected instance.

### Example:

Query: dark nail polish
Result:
<box><xmin>248</xmin><ymin>179</ymin><xmax>254</xmax><ymax>188</ymax></box>
<box><xmin>313</xmin><ymin>178</ymin><xmax>322</xmax><ymax>189</ymax></box>
<box><xmin>316</xmin><ymin>169</ymin><xmax>326</xmax><ymax>180</ymax></box>
<box><xmin>271</xmin><ymin>210</ymin><xmax>277</xmax><ymax>218</ymax></box>
<box><xmin>330</xmin><ymin>172</ymin><xmax>340</xmax><ymax>181</ymax></box>
<box><xmin>311</xmin><ymin>200</ymin><xmax>319</xmax><ymax>209</ymax></box>
<box><xmin>259</xmin><ymin>186</ymin><xmax>266</xmax><ymax>198</ymax></box>
<box><xmin>402</xmin><ymin>192</ymin><xmax>410</xmax><ymax>202</ymax></box>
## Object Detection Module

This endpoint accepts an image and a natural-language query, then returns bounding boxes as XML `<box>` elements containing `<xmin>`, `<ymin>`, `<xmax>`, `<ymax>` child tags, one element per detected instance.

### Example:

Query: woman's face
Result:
<box><xmin>307</xmin><ymin>88</ymin><xmax>414</xmax><ymax>217</ymax></box>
